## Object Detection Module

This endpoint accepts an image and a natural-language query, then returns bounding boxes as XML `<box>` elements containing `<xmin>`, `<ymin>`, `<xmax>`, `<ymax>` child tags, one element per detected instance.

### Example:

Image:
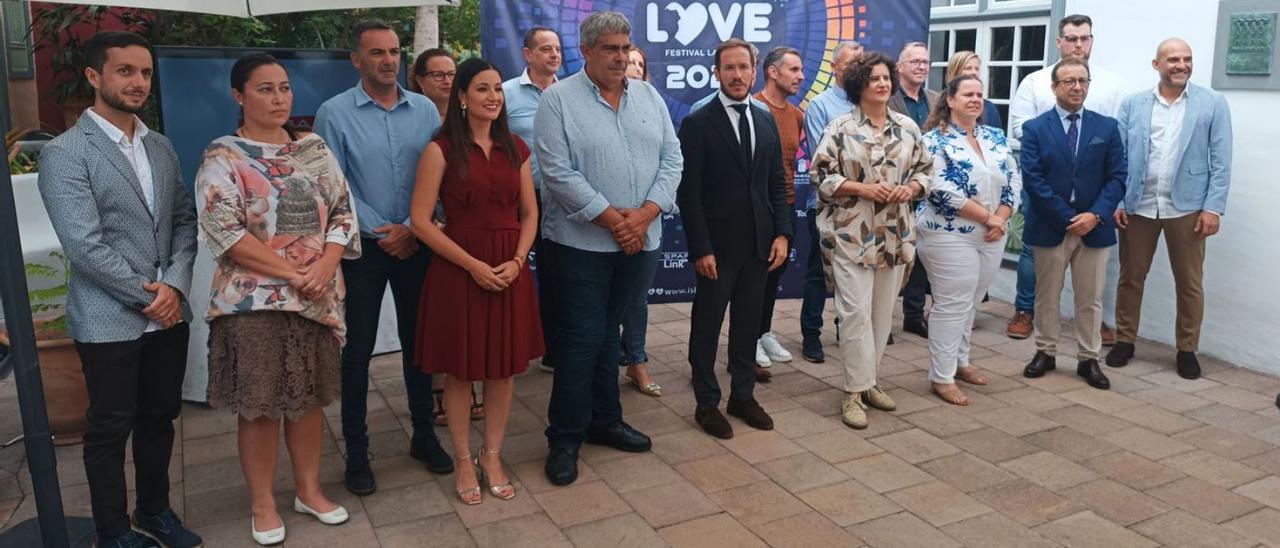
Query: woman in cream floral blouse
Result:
<box><xmin>810</xmin><ymin>52</ymin><xmax>933</xmax><ymax>431</ymax></box>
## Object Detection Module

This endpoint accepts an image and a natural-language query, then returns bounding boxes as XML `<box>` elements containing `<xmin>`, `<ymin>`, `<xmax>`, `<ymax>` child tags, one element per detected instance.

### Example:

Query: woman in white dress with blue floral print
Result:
<box><xmin>917</xmin><ymin>74</ymin><xmax>1022</xmax><ymax>406</ymax></box>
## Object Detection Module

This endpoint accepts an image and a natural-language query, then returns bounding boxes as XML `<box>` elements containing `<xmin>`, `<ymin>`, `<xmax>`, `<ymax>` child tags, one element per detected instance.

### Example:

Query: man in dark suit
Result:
<box><xmin>1020</xmin><ymin>58</ymin><xmax>1127</xmax><ymax>391</ymax></box>
<box><xmin>677</xmin><ymin>38</ymin><xmax>793</xmax><ymax>439</ymax></box>
<box><xmin>37</xmin><ymin>31</ymin><xmax>201</xmax><ymax>548</ymax></box>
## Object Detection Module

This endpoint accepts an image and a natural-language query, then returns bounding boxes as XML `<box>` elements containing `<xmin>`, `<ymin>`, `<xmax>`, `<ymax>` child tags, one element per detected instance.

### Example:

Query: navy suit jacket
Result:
<box><xmin>1019</xmin><ymin>107</ymin><xmax>1127</xmax><ymax>248</ymax></box>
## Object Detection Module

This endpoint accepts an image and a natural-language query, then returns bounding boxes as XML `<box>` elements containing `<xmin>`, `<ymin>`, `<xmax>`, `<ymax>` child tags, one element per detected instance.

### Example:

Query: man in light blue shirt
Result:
<box><xmin>535</xmin><ymin>11</ymin><xmax>682</xmax><ymax>487</ymax></box>
<box><xmin>799</xmin><ymin>40</ymin><xmax>861</xmax><ymax>364</ymax></box>
<box><xmin>312</xmin><ymin>19</ymin><xmax>452</xmax><ymax>496</ymax></box>
<box><xmin>502</xmin><ymin>25</ymin><xmax>562</xmax><ymax>373</ymax></box>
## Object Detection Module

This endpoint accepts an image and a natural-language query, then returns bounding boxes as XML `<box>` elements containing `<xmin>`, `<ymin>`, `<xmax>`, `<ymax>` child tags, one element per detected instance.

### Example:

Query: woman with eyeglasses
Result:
<box><xmin>810</xmin><ymin>52</ymin><xmax>933</xmax><ymax>430</ymax></box>
<box><xmin>412</xmin><ymin>48</ymin><xmax>457</xmax><ymax>123</ymax></box>
<box><xmin>916</xmin><ymin>74</ymin><xmax>1020</xmax><ymax>406</ymax></box>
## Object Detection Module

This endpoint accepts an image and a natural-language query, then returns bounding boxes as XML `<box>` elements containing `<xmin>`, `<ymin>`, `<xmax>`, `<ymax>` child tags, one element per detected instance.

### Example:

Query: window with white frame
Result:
<box><xmin>927</xmin><ymin>18</ymin><xmax>1048</xmax><ymax>132</ymax></box>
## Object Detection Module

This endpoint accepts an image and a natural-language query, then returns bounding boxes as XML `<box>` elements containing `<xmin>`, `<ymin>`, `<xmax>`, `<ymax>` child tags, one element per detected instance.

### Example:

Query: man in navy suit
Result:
<box><xmin>1019</xmin><ymin>58</ymin><xmax>1127</xmax><ymax>390</ymax></box>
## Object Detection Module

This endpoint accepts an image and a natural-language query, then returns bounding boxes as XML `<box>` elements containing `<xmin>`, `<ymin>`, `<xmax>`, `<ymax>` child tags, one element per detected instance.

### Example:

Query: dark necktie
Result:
<box><xmin>1066</xmin><ymin>112</ymin><xmax>1080</xmax><ymax>161</ymax></box>
<box><xmin>731</xmin><ymin>103</ymin><xmax>752</xmax><ymax>166</ymax></box>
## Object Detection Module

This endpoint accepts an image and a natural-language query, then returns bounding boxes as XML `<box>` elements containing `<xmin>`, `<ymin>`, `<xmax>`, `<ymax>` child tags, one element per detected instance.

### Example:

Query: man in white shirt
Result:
<box><xmin>1107</xmin><ymin>38</ymin><xmax>1232</xmax><ymax>380</ymax></box>
<box><xmin>1005</xmin><ymin>14</ymin><xmax>1127</xmax><ymax>345</ymax></box>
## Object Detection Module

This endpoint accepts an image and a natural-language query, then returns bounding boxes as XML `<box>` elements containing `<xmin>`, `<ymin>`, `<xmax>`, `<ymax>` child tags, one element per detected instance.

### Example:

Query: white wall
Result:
<box><xmin>991</xmin><ymin>0</ymin><xmax>1280</xmax><ymax>374</ymax></box>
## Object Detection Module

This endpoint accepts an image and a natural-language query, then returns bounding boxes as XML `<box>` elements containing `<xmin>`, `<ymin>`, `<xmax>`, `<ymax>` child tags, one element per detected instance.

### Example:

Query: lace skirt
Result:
<box><xmin>207</xmin><ymin>311</ymin><xmax>341</xmax><ymax>421</ymax></box>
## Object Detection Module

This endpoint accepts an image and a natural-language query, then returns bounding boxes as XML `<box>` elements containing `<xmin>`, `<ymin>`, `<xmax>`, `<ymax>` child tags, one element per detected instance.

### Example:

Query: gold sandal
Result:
<box><xmin>453</xmin><ymin>454</ymin><xmax>482</xmax><ymax>505</ymax></box>
<box><xmin>476</xmin><ymin>446</ymin><xmax>516</xmax><ymax>500</ymax></box>
<box><xmin>931</xmin><ymin>382</ymin><xmax>970</xmax><ymax>406</ymax></box>
<box><xmin>624</xmin><ymin>374</ymin><xmax>662</xmax><ymax>397</ymax></box>
<box><xmin>955</xmin><ymin>366</ymin><xmax>989</xmax><ymax>386</ymax></box>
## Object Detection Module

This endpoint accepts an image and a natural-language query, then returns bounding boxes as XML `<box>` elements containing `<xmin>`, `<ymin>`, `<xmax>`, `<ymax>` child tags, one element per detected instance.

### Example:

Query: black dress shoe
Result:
<box><xmin>585</xmin><ymin>421</ymin><xmax>652</xmax><ymax>452</ymax></box>
<box><xmin>903</xmin><ymin>318</ymin><xmax>928</xmax><ymax>339</ymax></box>
<box><xmin>1176</xmin><ymin>351</ymin><xmax>1201</xmax><ymax>380</ymax></box>
<box><xmin>410</xmin><ymin>435</ymin><xmax>455</xmax><ymax>474</ymax></box>
<box><xmin>802</xmin><ymin>337</ymin><xmax>825</xmax><ymax>363</ymax></box>
<box><xmin>887</xmin><ymin>333</ymin><xmax>895</xmax><ymax>345</ymax></box>
<box><xmin>344</xmin><ymin>454</ymin><xmax>377</xmax><ymax>496</ymax></box>
<box><xmin>1077</xmin><ymin>359</ymin><xmax>1111</xmax><ymax>390</ymax></box>
<box><xmin>1105</xmin><ymin>342</ymin><xmax>1134</xmax><ymax>368</ymax></box>
<box><xmin>1023</xmin><ymin>351</ymin><xmax>1057</xmax><ymax>378</ymax></box>
<box><xmin>695</xmin><ymin>405</ymin><xmax>733</xmax><ymax>439</ymax></box>
<box><xmin>545</xmin><ymin>446</ymin><xmax>579</xmax><ymax>486</ymax></box>
<box><xmin>726</xmin><ymin>398</ymin><xmax>774</xmax><ymax>431</ymax></box>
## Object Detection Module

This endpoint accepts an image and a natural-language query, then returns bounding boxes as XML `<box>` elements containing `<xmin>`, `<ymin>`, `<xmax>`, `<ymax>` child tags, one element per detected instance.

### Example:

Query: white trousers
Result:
<box><xmin>917</xmin><ymin>231</ymin><xmax>1005</xmax><ymax>384</ymax></box>
<box><xmin>831</xmin><ymin>260</ymin><xmax>905</xmax><ymax>393</ymax></box>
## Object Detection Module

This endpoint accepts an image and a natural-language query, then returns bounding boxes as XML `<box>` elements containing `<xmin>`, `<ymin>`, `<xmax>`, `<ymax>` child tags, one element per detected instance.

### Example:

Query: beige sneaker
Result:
<box><xmin>841</xmin><ymin>394</ymin><xmax>868</xmax><ymax>429</ymax></box>
<box><xmin>862</xmin><ymin>385</ymin><xmax>897</xmax><ymax>411</ymax></box>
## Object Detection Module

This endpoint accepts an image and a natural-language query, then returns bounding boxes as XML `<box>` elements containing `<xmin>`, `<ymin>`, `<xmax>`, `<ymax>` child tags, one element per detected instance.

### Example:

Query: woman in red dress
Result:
<box><xmin>410</xmin><ymin>58</ymin><xmax>543</xmax><ymax>505</ymax></box>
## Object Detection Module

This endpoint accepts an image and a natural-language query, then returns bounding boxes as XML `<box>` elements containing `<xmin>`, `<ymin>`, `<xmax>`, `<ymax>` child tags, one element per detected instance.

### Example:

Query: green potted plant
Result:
<box><xmin>0</xmin><ymin>251</ymin><xmax>89</xmax><ymax>446</ymax></box>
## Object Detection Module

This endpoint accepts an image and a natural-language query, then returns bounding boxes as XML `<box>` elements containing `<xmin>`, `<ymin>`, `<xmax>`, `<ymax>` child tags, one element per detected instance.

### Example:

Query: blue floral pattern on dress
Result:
<box><xmin>918</xmin><ymin>124</ymin><xmax>1021</xmax><ymax>234</ymax></box>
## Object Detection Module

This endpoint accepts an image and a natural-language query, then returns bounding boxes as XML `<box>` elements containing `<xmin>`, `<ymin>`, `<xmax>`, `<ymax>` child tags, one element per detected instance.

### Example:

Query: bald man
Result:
<box><xmin>1108</xmin><ymin>38</ymin><xmax>1232</xmax><ymax>380</ymax></box>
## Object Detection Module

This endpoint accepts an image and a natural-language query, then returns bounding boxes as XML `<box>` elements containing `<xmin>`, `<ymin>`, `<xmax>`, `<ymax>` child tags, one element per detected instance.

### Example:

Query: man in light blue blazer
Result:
<box><xmin>37</xmin><ymin>31</ymin><xmax>200</xmax><ymax>548</ymax></box>
<box><xmin>1020</xmin><ymin>58</ymin><xmax>1127</xmax><ymax>392</ymax></box>
<box><xmin>1107</xmin><ymin>38</ymin><xmax>1232</xmax><ymax>380</ymax></box>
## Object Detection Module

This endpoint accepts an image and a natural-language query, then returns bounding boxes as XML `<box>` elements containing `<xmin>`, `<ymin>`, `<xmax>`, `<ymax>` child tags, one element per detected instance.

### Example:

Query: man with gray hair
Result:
<box><xmin>800</xmin><ymin>40</ymin><xmax>862</xmax><ymax>364</ymax></box>
<box><xmin>890</xmin><ymin>40</ymin><xmax>940</xmax><ymax>340</ymax></box>
<box><xmin>535</xmin><ymin>10</ymin><xmax>683</xmax><ymax>486</ymax></box>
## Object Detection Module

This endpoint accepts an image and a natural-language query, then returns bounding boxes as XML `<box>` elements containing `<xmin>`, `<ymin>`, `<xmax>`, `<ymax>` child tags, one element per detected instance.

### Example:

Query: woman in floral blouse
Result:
<box><xmin>810</xmin><ymin>52</ymin><xmax>933</xmax><ymax>430</ymax></box>
<box><xmin>916</xmin><ymin>75</ymin><xmax>1021</xmax><ymax>406</ymax></box>
<box><xmin>196</xmin><ymin>53</ymin><xmax>360</xmax><ymax>545</ymax></box>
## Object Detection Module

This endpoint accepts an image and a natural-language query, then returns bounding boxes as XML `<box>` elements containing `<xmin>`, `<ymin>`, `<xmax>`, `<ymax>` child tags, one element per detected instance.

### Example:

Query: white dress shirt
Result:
<box><xmin>85</xmin><ymin>107</ymin><xmax>165</xmax><ymax>332</ymax></box>
<box><xmin>1133</xmin><ymin>86</ymin><xmax>1196</xmax><ymax>219</ymax></box>
<box><xmin>719</xmin><ymin>91</ymin><xmax>756</xmax><ymax>155</ymax></box>
<box><xmin>1009</xmin><ymin>63</ymin><xmax>1126</xmax><ymax>141</ymax></box>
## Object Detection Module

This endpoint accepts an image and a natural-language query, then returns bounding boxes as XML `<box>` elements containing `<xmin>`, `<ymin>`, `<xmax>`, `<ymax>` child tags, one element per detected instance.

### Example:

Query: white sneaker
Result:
<box><xmin>759</xmin><ymin>332</ymin><xmax>793</xmax><ymax>363</ymax></box>
<box><xmin>755</xmin><ymin>341</ymin><xmax>772</xmax><ymax>367</ymax></box>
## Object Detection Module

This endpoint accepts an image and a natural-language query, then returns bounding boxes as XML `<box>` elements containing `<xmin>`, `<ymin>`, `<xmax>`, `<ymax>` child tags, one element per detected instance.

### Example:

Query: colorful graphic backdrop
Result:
<box><xmin>481</xmin><ymin>0</ymin><xmax>930</xmax><ymax>302</ymax></box>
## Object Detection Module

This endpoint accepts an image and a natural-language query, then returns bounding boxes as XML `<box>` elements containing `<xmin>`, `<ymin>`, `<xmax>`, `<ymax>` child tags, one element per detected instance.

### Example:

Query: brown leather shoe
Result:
<box><xmin>695</xmin><ymin>405</ymin><xmax>733</xmax><ymax>439</ymax></box>
<box><xmin>726</xmin><ymin>398</ymin><xmax>774</xmax><ymax>431</ymax></box>
<box><xmin>754</xmin><ymin>365</ymin><xmax>772</xmax><ymax>383</ymax></box>
<box><xmin>1006</xmin><ymin>311</ymin><xmax>1033</xmax><ymax>339</ymax></box>
<box><xmin>1100</xmin><ymin>325</ymin><xmax>1117</xmax><ymax>347</ymax></box>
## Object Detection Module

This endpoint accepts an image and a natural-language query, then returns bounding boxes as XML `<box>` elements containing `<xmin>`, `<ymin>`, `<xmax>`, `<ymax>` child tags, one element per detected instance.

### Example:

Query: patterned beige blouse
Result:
<box><xmin>809</xmin><ymin>108</ymin><xmax>934</xmax><ymax>276</ymax></box>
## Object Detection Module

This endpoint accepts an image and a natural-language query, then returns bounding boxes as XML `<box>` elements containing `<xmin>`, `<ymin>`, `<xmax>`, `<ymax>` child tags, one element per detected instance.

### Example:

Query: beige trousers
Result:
<box><xmin>1032</xmin><ymin>234</ymin><xmax>1111</xmax><ymax>361</ymax></box>
<box><xmin>1115</xmin><ymin>214</ymin><xmax>1206</xmax><ymax>352</ymax></box>
<box><xmin>831</xmin><ymin>261</ymin><xmax>906</xmax><ymax>393</ymax></box>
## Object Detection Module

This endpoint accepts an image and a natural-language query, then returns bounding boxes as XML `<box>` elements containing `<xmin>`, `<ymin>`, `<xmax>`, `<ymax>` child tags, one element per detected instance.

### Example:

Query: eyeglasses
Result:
<box><xmin>904</xmin><ymin>59</ymin><xmax>930</xmax><ymax>67</ymax></box>
<box><xmin>1059</xmin><ymin>34</ymin><xmax>1093</xmax><ymax>44</ymax></box>
<box><xmin>421</xmin><ymin>70</ymin><xmax>456</xmax><ymax>82</ymax></box>
<box><xmin>1054</xmin><ymin>77</ymin><xmax>1091</xmax><ymax>88</ymax></box>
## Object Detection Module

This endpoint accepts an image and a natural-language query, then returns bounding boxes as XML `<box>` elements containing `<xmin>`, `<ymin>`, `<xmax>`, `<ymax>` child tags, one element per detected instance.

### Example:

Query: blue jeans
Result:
<box><xmin>1015</xmin><ymin>240</ymin><xmax>1037</xmax><ymax>313</ymax></box>
<box><xmin>542</xmin><ymin>240</ymin><xmax>655</xmax><ymax>449</ymax></box>
<box><xmin>340</xmin><ymin>240</ymin><xmax>437</xmax><ymax>458</ymax></box>
<box><xmin>620</xmin><ymin>249</ymin><xmax>661</xmax><ymax>365</ymax></box>
<box><xmin>800</xmin><ymin>208</ymin><xmax>828</xmax><ymax>341</ymax></box>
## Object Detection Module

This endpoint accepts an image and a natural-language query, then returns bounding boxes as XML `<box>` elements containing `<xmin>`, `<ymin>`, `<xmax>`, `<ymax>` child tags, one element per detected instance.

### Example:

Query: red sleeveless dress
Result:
<box><xmin>417</xmin><ymin>136</ymin><xmax>543</xmax><ymax>380</ymax></box>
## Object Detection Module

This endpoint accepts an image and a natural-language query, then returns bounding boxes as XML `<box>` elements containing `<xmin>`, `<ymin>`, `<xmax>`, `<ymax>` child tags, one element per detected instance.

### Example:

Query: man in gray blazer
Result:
<box><xmin>37</xmin><ymin>31</ymin><xmax>201</xmax><ymax>548</ymax></box>
<box><xmin>1108</xmin><ymin>38</ymin><xmax>1233</xmax><ymax>380</ymax></box>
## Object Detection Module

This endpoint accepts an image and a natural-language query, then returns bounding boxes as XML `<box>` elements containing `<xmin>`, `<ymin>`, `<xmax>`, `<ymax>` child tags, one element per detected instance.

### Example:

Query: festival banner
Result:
<box><xmin>481</xmin><ymin>0</ymin><xmax>931</xmax><ymax>302</ymax></box>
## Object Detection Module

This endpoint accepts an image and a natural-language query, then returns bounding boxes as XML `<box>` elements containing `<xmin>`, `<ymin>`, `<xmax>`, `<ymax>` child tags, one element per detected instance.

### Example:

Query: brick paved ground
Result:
<box><xmin>3</xmin><ymin>298</ymin><xmax>1280</xmax><ymax>547</ymax></box>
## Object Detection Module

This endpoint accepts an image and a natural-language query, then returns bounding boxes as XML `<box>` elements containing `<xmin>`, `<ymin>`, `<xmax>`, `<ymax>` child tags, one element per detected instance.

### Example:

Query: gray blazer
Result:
<box><xmin>37</xmin><ymin>113</ymin><xmax>198</xmax><ymax>343</ymax></box>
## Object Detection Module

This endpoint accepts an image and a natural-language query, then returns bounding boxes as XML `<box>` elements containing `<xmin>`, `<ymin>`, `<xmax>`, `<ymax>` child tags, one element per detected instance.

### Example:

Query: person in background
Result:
<box><xmin>503</xmin><ymin>26</ymin><xmax>563</xmax><ymax>375</ymax></box>
<box><xmin>413</xmin><ymin>48</ymin><xmax>456</xmax><ymax>123</ymax></box>
<box><xmin>535</xmin><ymin>11</ymin><xmax>681</xmax><ymax>486</ymax></box>
<box><xmin>810</xmin><ymin>53</ymin><xmax>932</xmax><ymax>430</ymax></box>
<box><xmin>1019</xmin><ymin>58</ymin><xmax>1126</xmax><ymax>392</ymax></box>
<box><xmin>1108</xmin><ymin>38</ymin><xmax>1232</xmax><ymax>380</ymax></box>
<box><xmin>38</xmin><ymin>30</ymin><xmax>201</xmax><ymax>548</ymax></box>
<box><xmin>889</xmin><ymin>41</ymin><xmax>940</xmax><ymax>341</ymax></box>
<box><xmin>313</xmin><ymin>19</ymin><xmax>453</xmax><ymax>497</ymax></box>
<box><xmin>625</xmin><ymin>46</ymin><xmax>648</xmax><ymax>81</ymax></box>
<box><xmin>751</xmin><ymin>45</ymin><xmax>806</xmax><ymax>378</ymax></box>
<box><xmin>411</xmin><ymin>58</ymin><xmax>543</xmax><ymax>505</ymax></box>
<box><xmin>800</xmin><ymin>40</ymin><xmax>862</xmax><ymax>364</ymax></box>
<box><xmin>617</xmin><ymin>44</ymin><xmax>664</xmax><ymax>397</ymax></box>
<box><xmin>679</xmin><ymin>38</ymin><xmax>792</xmax><ymax>439</ymax></box>
<box><xmin>1006</xmin><ymin>14</ymin><xmax>1127</xmax><ymax>344</ymax></box>
<box><xmin>944</xmin><ymin>51</ymin><xmax>1003</xmax><ymax>130</ymax></box>
<box><xmin>916</xmin><ymin>74</ymin><xmax>1020</xmax><ymax>406</ymax></box>
<box><xmin>197</xmin><ymin>53</ymin><xmax>359</xmax><ymax>545</ymax></box>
